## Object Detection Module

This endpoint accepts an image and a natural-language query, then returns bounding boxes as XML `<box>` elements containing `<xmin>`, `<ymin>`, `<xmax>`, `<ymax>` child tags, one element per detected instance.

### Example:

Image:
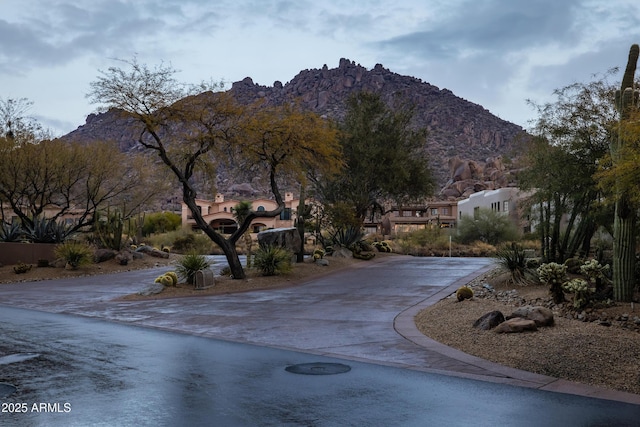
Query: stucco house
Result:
<box><xmin>181</xmin><ymin>192</ymin><xmax>303</xmax><ymax>234</ymax></box>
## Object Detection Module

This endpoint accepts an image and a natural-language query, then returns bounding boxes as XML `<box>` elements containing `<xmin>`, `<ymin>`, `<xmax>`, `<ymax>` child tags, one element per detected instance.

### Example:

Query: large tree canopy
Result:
<box><xmin>317</xmin><ymin>91</ymin><xmax>434</xmax><ymax>226</ymax></box>
<box><xmin>0</xmin><ymin>105</ymin><xmax>156</xmax><ymax>237</ymax></box>
<box><xmin>88</xmin><ymin>58</ymin><xmax>341</xmax><ymax>279</ymax></box>
<box><xmin>521</xmin><ymin>73</ymin><xmax>617</xmax><ymax>263</ymax></box>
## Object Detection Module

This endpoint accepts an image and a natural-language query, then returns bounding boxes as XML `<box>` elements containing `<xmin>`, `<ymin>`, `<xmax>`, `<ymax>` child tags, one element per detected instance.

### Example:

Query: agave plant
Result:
<box><xmin>23</xmin><ymin>216</ymin><xmax>73</xmax><ymax>243</ymax></box>
<box><xmin>0</xmin><ymin>221</ymin><xmax>23</xmax><ymax>242</ymax></box>
<box><xmin>175</xmin><ymin>253</ymin><xmax>211</xmax><ymax>285</ymax></box>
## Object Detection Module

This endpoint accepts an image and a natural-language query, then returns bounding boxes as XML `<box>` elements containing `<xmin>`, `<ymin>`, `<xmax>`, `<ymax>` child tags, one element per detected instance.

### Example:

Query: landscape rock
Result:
<box><xmin>135</xmin><ymin>245</ymin><xmax>170</xmax><ymax>259</ymax></box>
<box><xmin>60</xmin><ymin>58</ymin><xmax>528</xmax><ymax>195</ymax></box>
<box><xmin>137</xmin><ymin>283</ymin><xmax>164</xmax><ymax>296</ymax></box>
<box><xmin>94</xmin><ymin>249</ymin><xmax>117</xmax><ymax>263</ymax></box>
<box><xmin>315</xmin><ymin>259</ymin><xmax>330</xmax><ymax>266</ymax></box>
<box><xmin>473</xmin><ymin>311</ymin><xmax>505</xmax><ymax>330</ymax></box>
<box><xmin>494</xmin><ymin>318</ymin><xmax>538</xmax><ymax>334</ymax></box>
<box><xmin>331</xmin><ymin>247</ymin><xmax>353</xmax><ymax>258</ymax></box>
<box><xmin>257</xmin><ymin>228</ymin><xmax>302</xmax><ymax>255</ymax></box>
<box><xmin>507</xmin><ymin>306</ymin><xmax>554</xmax><ymax>327</ymax></box>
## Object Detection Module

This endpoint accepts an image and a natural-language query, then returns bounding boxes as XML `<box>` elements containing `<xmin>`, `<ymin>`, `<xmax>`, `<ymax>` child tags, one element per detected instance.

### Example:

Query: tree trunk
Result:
<box><xmin>218</xmin><ymin>238</ymin><xmax>246</xmax><ymax>280</ymax></box>
<box><xmin>296</xmin><ymin>185</ymin><xmax>306</xmax><ymax>263</ymax></box>
<box><xmin>613</xmin><ymin>197</ymin><xmax>636</xmax><ymax>301</ymax></box>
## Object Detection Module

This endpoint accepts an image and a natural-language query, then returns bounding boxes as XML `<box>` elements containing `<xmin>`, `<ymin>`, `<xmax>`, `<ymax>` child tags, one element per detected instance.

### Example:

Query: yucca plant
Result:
<box><xmin>253</xmin><ymin>245</ymin><xmax>292</xmax><ymax>276</ymax></box>
<box><xmin>175</xmin><ymin>253</ymin><xmax>210</xmax><ymax>285</ymax></box>
<box><xmin>494</xmin><ymin>242</ymin><xmax>530</xmax><ymax>285</ymax></box>
<box><xmin>54</xmin><ymin>241</ymin><xmax>93</xmax><ymax>269</ymax></box>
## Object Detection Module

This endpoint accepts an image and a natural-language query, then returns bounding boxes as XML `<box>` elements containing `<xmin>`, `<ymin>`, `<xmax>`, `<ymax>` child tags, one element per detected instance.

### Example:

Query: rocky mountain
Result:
<box><xmin>62</xmin><ymin>58</ymin><xmax>528</xmax><ymax>197</ymax></box>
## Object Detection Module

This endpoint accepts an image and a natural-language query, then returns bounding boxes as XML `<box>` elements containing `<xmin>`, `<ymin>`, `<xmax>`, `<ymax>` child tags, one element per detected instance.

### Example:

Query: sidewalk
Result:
<box><xmin>0</xmin><ymin>255</ymin><xmax>638</xmax><ymax>405</ymax></box>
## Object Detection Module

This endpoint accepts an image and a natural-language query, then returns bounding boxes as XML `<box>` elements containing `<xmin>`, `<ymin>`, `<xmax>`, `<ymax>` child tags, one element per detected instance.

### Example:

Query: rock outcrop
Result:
<box><xmin>60</xmin><ymin>59</ymin><xmax>529</xmax><ymax>192</ymax></box>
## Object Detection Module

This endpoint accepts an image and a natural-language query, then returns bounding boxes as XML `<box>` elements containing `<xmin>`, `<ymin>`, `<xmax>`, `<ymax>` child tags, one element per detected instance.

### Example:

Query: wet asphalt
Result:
<box><xmin>0</xmin><ymin>255</ymin><xmax>639</xmax><ymax>426</ymax></box>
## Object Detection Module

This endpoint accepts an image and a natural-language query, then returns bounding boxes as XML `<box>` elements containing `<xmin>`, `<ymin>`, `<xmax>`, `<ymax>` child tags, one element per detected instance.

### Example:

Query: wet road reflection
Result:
<box><xmin>0</xmin><ymin>306</ymin><xmax>638</xmax><ymax>426</ymax></box>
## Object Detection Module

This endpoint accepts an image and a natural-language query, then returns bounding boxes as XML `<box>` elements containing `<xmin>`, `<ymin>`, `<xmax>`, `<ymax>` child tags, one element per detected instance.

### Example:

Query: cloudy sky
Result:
<box><xmin>2</xmin><ymin>0</ymin><xmax>640</xmax><ymax>136</ymax></box>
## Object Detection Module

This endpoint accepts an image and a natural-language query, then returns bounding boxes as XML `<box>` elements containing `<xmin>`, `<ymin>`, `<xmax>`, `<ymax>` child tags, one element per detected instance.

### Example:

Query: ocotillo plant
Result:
<box><xmin>611</xmin><ymin>44</ymin><xmax>639</xmax><ymax>301</ymax></box>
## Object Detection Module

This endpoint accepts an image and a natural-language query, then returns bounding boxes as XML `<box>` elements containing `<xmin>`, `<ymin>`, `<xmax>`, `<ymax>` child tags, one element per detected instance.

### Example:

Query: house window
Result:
<box><xmin>503</xmin><ymin>201</ymin><xmax>509</xmax><ymax>212</ymax></box>
<box><xmin>473</xmin><ymin>206</ymin><xmax>479</xmax><ymax>219</ymax></box>
<box><xmin>431</xmin><ymin>208</ymin><xmax>438</xmax><ymax>215</ymax></box>
<box><xmin>441</xmin><ymin>207</ymin><xmax>449</xmax><ymax>215</ymax></box>
<box><xmin>257</xmin><ymin>206</ymin><xmax>265</xmax><ymax>212</ymax></box>
<box><xmin>402</xmin><ymin>210</ymin><xmax>412</xmax><ymax>217</ymax></box>
<box><xmin>280</xmin><ymin>208</ymin><xmax>291</xmax><ymax>220</ymax></box>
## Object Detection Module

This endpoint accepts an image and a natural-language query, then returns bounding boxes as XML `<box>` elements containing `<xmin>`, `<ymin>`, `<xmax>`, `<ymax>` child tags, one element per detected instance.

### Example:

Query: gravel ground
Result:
<box><xmin>415</xmin><ymin>269</ymin><xmax>640</xmax><ymax>396</ymax></box>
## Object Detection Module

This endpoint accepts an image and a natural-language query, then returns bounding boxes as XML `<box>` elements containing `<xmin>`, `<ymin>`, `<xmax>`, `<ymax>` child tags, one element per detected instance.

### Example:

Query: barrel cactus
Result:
<box><xmin>456</xmin><ymin>286</ymin><xmax>473</xmax><ymax>301</ymax></box>
<box><xmin>154</xmin><ymin>274</ymin><xmax>174</xmax><ymax>286</ymax></box>
<box><xmin>164</xmin><ymin>271</ymin><xmax>178</xmax><ymax>286</ymax></box>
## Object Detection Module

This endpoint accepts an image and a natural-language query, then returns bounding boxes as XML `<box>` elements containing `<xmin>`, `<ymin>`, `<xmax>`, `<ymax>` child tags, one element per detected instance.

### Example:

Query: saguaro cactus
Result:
<box><xmin>612</xmin><ymin>44</ymin><xmax>639</xmax><ymax>301</ymax></box>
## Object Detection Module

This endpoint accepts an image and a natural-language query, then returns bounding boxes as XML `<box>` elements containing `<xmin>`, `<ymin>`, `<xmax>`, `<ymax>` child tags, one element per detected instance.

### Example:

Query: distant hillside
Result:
<box><xmin>61</xmin><ymin>58</ymin><xmax>528</xmax><ymax>196</ymax></box>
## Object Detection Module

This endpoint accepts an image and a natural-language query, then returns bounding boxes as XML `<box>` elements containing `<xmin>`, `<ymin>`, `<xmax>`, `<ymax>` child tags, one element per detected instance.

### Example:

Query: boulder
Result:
<box><xmin>331</xmin><ymin>247</ymin><xmax>353</xmax><ymax>258</ymax></box>
<box><xmin>315</xmin><ymin>259</ymin><xmax>330</xmax><ymax>266</ymax></box>
<box><xmin>94</xmin><ymin>249</ymin><xmax>117</xmax><ymax>263</ymax></box>
<box><xmin>135</xmin><ymin>245</ymin><xmax>170</xmax><ymax>259</ymax></box>
<box><xmin>137</xmin><ymin>283</ymin><xmax>164</xmax><ymax>296</ymax></box>
<box><xmin>473</xmin><ymin>311</ymin><xmax>505</xmax><ymax>330</ymax></box>
<box><xmin>507</xmin><ymin>306</ymin><xmax>554</xmax><ymax>327</ymax></box>
<box><xmin>494</xmin><ymin>318</ymin><xmax>537</xmax><ymax>333</ymax></box>
<box><xmin>257</xmin><ymin>228</ymin><xmax>301</xmax><ymax>254</ymax></box>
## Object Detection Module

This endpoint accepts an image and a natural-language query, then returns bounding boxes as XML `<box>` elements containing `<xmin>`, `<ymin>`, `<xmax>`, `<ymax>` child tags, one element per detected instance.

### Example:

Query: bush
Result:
<box><xmin>142</xmin><ymin>212</ymin><xmax>181</xmax><ymax>236</ymax></box>
<box><xmin>54</xmin><ymin>241</ymin><xmax>93</xmax><ymax>269</ymax></box>
<box><xmin>148</xmin><ymin>230</ymin><xmax>212</xmax><ymax>254</ymax></box>
<box><xmin>455</xmin><ymin>209</ymin><xmax>519</xmax><ymax>245</ymax></box>
<box><xmin>253</xmin><ymin>245</ymin><xmax>292</xmax><ymax>276</ymax></box>
<box><xmin>175</xmin><ymin>253</ymin><xmax>211</xmax><ymax>285</ymax></box>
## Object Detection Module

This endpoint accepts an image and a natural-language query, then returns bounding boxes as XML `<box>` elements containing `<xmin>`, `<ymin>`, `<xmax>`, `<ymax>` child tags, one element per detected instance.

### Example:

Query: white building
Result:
<box><xmin>457</xmin><ymin>188</ymin><xmax>531</xmax><ymax>233</ymax></box>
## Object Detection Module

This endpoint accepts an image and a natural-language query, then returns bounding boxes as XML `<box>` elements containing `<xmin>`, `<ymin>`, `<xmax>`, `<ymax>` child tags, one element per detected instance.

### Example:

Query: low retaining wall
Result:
<box><xmin>0</xmin><ymin>242</ymin><xmax>57</xmax><ymax>265</ymax></box>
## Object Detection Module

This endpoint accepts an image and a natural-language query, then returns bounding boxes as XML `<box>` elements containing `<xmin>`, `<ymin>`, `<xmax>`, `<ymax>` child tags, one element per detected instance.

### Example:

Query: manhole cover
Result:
<box><xmin>0</xmin><ymin>383</ymin><xmax>16</xmax><ymax>398</ymax></box>
<box><xmin>285</xmin><ymin>362</ymin><xmax>351</xmax><ymax>375</ymax></box>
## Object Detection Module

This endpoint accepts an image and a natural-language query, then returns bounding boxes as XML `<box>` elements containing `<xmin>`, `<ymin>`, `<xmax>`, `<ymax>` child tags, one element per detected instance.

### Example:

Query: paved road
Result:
<box><xmin>0</xmin><ymin>255</ymin><xmax>639</xmax><ymax>425</ymax></box>
<box><xmin>1</xmin><ymin>306</ymin><xmax>639</xmax><ymax>426</ymax></box>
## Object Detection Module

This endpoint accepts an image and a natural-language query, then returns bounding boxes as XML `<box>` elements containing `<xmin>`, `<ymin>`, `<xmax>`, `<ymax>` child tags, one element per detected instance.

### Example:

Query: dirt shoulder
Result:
<box><xmin>416</xmin><ymin>269</ymin><xmax>640</xmax><ymax>396</ymax></box>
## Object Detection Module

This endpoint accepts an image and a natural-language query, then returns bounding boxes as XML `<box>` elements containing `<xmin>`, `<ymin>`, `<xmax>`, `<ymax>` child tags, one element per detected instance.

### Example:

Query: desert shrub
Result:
<box><xmin>253</xmin><ymin>245</ymin><xmax>292</xmax><ymax>276</ymax></box>
<box><xmin>54</xmin><ymin>241</ymin><xmax>93</xmax><ymax>269</ymax></box>
<box><xmin>537</xmin><ymin>262</ymin><xmax>567</xmax><ymax>304</ymax></box>
<box><xmin>456</xmin><ymin>286</ymin><xmax>473</xmax><ymax>301</ymax></box>
<box><xmin>148</xmin><ymin>229</ymin><xmax>212</xmax><ymax>254</ymax></box>
<box><xmin>495</xmin><ymin>242</ymin><xmax>530</xmax><ymax>284</ymax></box>
<box><xmin>455</xmin><ymin>209</ymin><xmax>519</xmax><ymax>245</ymax></box>
<box><xmin>142</xmin><ymin>212</ymin><xmax>181</xmax><ymax>236</ymax></box>
<box><xmin>175</xmin><ymin>253</ymin><xmax>211</xmax><ymax>285</ymax></box>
